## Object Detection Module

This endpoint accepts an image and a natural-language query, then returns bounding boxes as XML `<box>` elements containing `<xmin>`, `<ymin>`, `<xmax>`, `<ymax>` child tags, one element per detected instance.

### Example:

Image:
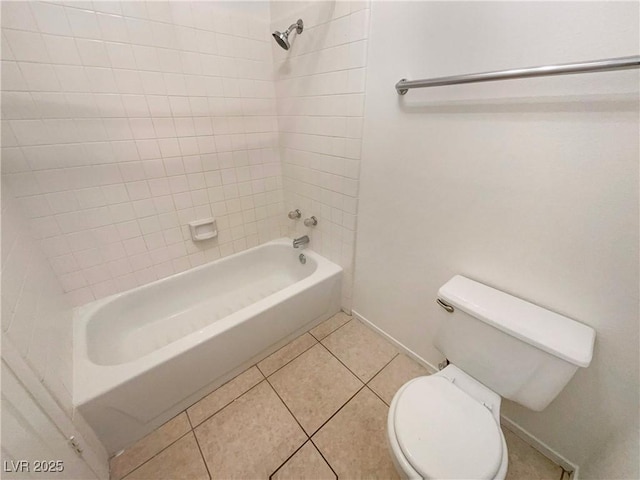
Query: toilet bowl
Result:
<box><xmin>387</xmin><ymin>365</ymin><xmax>508</xmax><ymax>480</ymax></box>
<box><xmin>385</xmin><ymin>275</ymin><xmax>596</xmax><ymax>480</ymax></box>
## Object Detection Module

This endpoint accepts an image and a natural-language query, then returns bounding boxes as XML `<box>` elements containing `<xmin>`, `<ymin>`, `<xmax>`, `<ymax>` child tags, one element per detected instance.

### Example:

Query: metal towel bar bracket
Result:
<box><xmin>396</xmin><ymin>55</ymin><xmax>640</xmax><ymax>94</ymax></box>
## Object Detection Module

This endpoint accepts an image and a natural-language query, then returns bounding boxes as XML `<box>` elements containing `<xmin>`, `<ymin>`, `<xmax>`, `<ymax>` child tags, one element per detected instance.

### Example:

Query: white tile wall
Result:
<box><xmin>270</xmin><ymin>1</ymin><xmax>370</xmax><ymax>310</ymax></box>
<box><xmin>2</xmin><ymin>1</ymin><xmax>287</xmax><ymax>306</ymax></box>
<box><xmin>1</xmin><ymin>180</ymin><xmax>74</xmax><ymax>416</ymax></box>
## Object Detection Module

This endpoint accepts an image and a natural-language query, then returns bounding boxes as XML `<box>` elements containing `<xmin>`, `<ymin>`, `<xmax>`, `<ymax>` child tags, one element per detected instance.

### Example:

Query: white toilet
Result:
<box><xmin>387</xmin><ymin>275</ymin><xmax>596</xmax><ymax>480</ymax></box>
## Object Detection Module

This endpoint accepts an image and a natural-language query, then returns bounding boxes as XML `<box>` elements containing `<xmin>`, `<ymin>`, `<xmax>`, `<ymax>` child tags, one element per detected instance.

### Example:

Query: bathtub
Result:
<box><xmin>74</xmin><ymin>238</ymin><xmax>342</xmax><ymax>454</ymax></box>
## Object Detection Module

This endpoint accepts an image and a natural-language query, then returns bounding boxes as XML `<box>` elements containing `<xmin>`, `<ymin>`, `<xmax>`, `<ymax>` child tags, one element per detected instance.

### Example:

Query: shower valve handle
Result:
<box><xmin>288</xmin><ymin>209</ymin><xmax>302</xmax><ymax>219</ymax></box>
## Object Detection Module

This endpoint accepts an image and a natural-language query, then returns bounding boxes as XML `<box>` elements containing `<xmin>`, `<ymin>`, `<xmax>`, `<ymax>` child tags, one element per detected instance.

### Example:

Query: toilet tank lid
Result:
<box><xmin>438</xmin><ymin>275</ymin><xmax>595</xmax><ymax>367</ymax></box>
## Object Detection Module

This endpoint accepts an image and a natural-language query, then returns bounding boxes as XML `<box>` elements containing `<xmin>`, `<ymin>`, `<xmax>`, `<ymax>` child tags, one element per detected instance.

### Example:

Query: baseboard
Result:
<box><xmin>351</xmin><ymin>309</ymin><xmax>580</xmax><ymax>478</ymax></box>
<box><xmin>352</xmin><ymin>310</ymin><xmax>439</xmax><ymax>374</ymax></box>
<box><xmin>500</xmin><ymin>416</ymin><xmax>579</xmax><ymax>477</ymax></box>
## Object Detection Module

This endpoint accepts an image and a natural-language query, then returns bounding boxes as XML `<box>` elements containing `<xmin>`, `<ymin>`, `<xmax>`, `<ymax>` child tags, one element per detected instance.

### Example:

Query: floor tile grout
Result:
<box><xmin>309</xmin><ymin>314</ymin><xmax>352</xmax><ymax>342</ymax></box>
<box><xmin>267</xmin><ymin>439</ymin><xmax>310</xmax><ymax>479</ymax></box>
<box><xmin>262</xmin><ymin>319</ymin><xmax>394</xmax><ymax>477</ymax></box>
<box><xmin>317</xmin><ymin>337</ymin><xmax>366</xmax><ymax>382</ymax></box>
<box><xmin>318</xmin><ymin>332</ymin><xmax>390</xmax><ymax>386</ymax></box>
<box><xmin>113</xmin><ymin>313</ymin><xmax>567</xmax><ymax>479</ymax></box>
<box><xmin>318</xmin><ymin>319</ymin><xmax>401</xmax><ymax>387</ymax></box>
<box><xmin>186</xmin><ymin>409</ymin><xmax>194</xmax><ymax>430</ymax></box>
<box><xmin>364</xmin><ymin>354</ymin><xmax>400</xmax><ymax>407</ymax></box>
<box><xmin>191</xmin><ymin>427</ymin><xmax>213</xmax><ymax>480</ymax></box>
<box><xmin>114</xmin><ymin>316</ymin><xmax>404</xmax><ymax>479</ymax></box>
<box><xmin>119</xmin><ymin>430</ymin><xmax>193</xmax><ymax>480</ymax></box>
<box><xmin>258</xmin><ymin>333</ymin><xmax>319</xmax><ymax>378</ymax></box>
<box><xmin>264</xmin><ymin>375</ymin><xmax>311</xmax><ymax>441</ymax></box>
<box><xmin>560</xmin><ymin>466</ymin><xmax>574</xmax><ymax>480</ymax></box>
<box><xmin>190</xmin><ymin>376</ymin><xmax>268</xmax><ymax>429</ymax></box>
<box><xmin>125</xmin><ymin>323</ymin><xmax>342</xmax><ymax>478</ymax></box>
<box><xmin>113</xmin><ymin>317</ymin><xmax>355</xmax><ymax>475</ymax></box>
<box><xmin>309</xmin><ymin>437</ymin><xmax>339</xmax><ymax>480</ymax></box>
<box><xmin>190</xmin><ymin>318</ymin><xmax>392</xmax><ymax>477</ymax></box>
<box><xmin>309</xmin><ymin>382</ymin><xmax>368</xmax><ymax>438</ymax></box>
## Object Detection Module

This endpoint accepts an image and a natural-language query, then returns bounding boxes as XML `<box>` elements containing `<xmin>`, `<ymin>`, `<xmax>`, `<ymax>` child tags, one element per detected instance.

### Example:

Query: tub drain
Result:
<box><xmin>299</xmin><ymin>253</ymin><xmax>306</xmax><ymax>264</ymax></box>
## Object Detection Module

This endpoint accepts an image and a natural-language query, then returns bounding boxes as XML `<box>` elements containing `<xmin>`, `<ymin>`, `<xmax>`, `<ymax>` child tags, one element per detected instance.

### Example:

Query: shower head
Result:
<box><xmin>272</xmin><ymin>19</ymin><xmax>303</xmax><ymax>50</ymax></box>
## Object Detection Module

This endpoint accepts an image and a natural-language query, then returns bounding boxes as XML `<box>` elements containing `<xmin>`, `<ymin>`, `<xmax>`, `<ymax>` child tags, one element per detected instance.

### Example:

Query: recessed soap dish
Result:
<box><xmin>189</xmin><ymin>218</ymin><xmax>217</xmax><ymax>241</ymax></box>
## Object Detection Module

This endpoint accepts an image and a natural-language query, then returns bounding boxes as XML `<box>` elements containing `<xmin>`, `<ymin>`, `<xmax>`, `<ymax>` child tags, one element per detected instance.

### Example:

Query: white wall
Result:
<box><xmin>1</xmin><ymin>0</ymin><xmax>285</xmax><ymax>307</ymax></box>
<box><xmin>270</xmin><ymin>1</ymin><xmax>369</xmax><ymax>309</ymax></box>
<box><xmin>581</xmin><ymin>417</ymin><xmax>640</xmax><ymax>479</ymax></box>
<box><xmin>353</xmin><ymin>1</ymin><xmax>638</xmax><ymax>470</ymax></box>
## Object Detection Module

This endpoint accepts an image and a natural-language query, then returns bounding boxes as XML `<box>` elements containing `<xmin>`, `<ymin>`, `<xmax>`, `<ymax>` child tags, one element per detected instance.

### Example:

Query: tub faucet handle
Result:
<box><xmin>288</xmin><ymin>209</ymin><xmax>301</xmax><ymax>219</ymax></box>
<box><xmin>304</xmin><ymin>216</ymin><xmax>317</xmax><ymax>227</ymax></box>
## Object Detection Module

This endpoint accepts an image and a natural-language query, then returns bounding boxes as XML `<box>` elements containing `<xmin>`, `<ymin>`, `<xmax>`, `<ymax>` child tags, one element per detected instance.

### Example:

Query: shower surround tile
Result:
<box><xmin>1</xmin><ymin>1</ymin><xmax>286</xmax><ymax>307</ymax></box>
<box><xmin>271</xmin><ymin>1</ymin><xmax>372</xmax><ymax>310</ymax></box>
<box><xmin>108</xmin><ymin>312</ymin><xmax>568</xmax><ymax>479</ymax></box>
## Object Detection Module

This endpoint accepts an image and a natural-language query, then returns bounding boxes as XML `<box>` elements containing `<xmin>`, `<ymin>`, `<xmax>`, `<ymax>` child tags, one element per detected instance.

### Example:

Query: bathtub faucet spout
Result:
<box><xmin>293</xmin><ymin>235</ymin><xmax>309</xmax><ymax>248</ymax></box>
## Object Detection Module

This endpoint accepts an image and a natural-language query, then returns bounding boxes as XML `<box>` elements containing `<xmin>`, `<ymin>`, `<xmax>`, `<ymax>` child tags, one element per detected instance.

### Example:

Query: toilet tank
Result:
<box><xmin>434</xmin><ymin>275</ymin><xmax>595</xmax><ymax>411</ymax></box>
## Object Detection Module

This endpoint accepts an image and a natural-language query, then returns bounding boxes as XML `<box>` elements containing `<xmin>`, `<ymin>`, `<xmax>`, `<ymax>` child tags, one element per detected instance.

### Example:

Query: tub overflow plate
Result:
<box><xmin>299</xmin><ymin>253</ymin><xmax>306</xmax><ymax>264</ymax></box>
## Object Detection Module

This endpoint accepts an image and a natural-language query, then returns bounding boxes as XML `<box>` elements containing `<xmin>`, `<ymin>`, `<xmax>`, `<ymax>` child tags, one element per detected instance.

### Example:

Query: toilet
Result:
<box><xmin>387</xmin><ymin>275</ymin><xmax>596</xmax><ymax>480</ymax></box>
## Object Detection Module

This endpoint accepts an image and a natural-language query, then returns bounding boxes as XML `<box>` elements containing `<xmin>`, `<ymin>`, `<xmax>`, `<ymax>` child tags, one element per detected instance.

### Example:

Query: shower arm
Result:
<box><xmin>285</xmin><ymin>20</ymin><xmax>304</xmax><ymax>35</ymax></box>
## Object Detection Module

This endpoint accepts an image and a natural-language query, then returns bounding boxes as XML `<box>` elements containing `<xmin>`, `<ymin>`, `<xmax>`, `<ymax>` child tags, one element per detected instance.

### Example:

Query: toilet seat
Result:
<box><xmin>388</xmin><ymin>370</ymin><xmax>507</xmax><ymax>480</ymax></box>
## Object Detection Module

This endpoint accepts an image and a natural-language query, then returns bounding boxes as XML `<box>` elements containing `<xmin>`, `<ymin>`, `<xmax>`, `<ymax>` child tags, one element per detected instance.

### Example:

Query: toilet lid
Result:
<box><xmin>394</xmin><ymin>376</ymin><xmax>503</xmax><ymax>480</ymax></box>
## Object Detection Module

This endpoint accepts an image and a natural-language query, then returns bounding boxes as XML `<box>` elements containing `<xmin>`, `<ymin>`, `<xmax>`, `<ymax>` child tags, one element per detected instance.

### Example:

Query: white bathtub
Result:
<box><xmin>74</xmin><ymin>238</ymin><xmax>342</xmax><ymax>454</ymax></box>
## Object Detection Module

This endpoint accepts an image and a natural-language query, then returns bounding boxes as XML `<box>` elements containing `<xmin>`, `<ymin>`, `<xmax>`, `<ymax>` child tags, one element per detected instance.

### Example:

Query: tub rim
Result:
<box><xmin>73</xmin><ymin>238</ymin><xmax>342</xmax><ymax>406</ymax></box>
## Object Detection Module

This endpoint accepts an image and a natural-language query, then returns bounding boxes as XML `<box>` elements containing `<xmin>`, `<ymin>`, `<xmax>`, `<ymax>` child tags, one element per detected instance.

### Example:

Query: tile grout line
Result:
<box><xmin>186</xmin><ymin>408</ymin><xmax>195</xmax><ymax>430</ymax></box>
<box><xmin>115</xmin><ymin>315</ymin><xmax>361</xmax><ymax>479</ymax></box>
<box><xmin>182</xmin><ymin>363</ymin><xmax>267</xmax><ymax>428</ymax></box>
<box><xmin>115</xmin><ymin>313</ymin><xmax>567</xmax><ymax>479</ymax></box>
<box><xmin>182</xmin><ymin>376</ymin><xmax>218</xmax><ymax>480</ymax></box>
<box><xmin>364</xmin><ymin>353</ymin><xmax>400</xmax><ymax>407</ymax></box>
<box><xmin>308</xmin><ymin>437</ymin><xmax>339</xmax><ymax>480</ymax></box>
<box><xmin>257</xmin><ymin>333</ymin><xmax>319</xmax><ymax>378</ymax></box>
<box><xmin>310</xmin><ymin>314</ymin><xmax>352</xmax><ymax>342</ymax></box>
<box><xmin>267</xmin><ymin>439</ymin><xmax>312</xmax><ymax>480</ymax></box>
<box><xmin>118</xmin><ymin>429</ymin><xmax>193</xmax><ymax>480</ymax></box>
<box><xmin>264</xmin><ymin>375</ymin><xmax>311</xmax><ymax>440</ymax></box>
<box><xmin>309</xmin><ymin>382</ymin><xmax>368</xmax><ymax>438</ymax></box>
<box><xmin>314</xmin><ymin>319</ymin><xmax>403</xmax><ymax>406</ymax></box>
<box><xmin>316</xmin><ymin>330</ymin><xmax>392</xmax><ymax>388</ymax></box>
<box><xmin>317</xmin><ymin>339</ymin><xmax>366</xmax><ymax>383</ymax></box>
<box><xmin>261</xmin><ymin>377</ymin><xmax>317</xmax><ymax>478</ymax></box>
<box><xmin>191</xmin><ymin>427</ymin><xmax>213</xmax><ymax>480</ymax></box>
<box><xmin>189</xmin><ymin>374</ymin><xmax>267</xmax><ymax>429</ymax></box>
<box><xmin>366</xmin><ymin>352</ymin><xmax>400</xmax><ymax>385</ymax></box>
<box><xmin>263</xmin><ymin>317</ymin><xmax>371</xmax><ymax>477</ymax></box>
<box><xmin>124</xmin><ymin>381</ymin><xmax>388</xmax><ymax>479</ymax></box>
<box><xmin>233</xmin><ymin>318</ymin><xmax>355</xmax><ymax>477</ymax></box>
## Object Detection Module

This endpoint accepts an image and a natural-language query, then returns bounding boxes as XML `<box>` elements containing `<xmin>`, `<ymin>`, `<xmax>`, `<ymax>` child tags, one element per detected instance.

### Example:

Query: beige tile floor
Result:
<box><xmin>110</xmin><ymin>313</ymin><xmax>569</xmax><ymax>480</ymax></box>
